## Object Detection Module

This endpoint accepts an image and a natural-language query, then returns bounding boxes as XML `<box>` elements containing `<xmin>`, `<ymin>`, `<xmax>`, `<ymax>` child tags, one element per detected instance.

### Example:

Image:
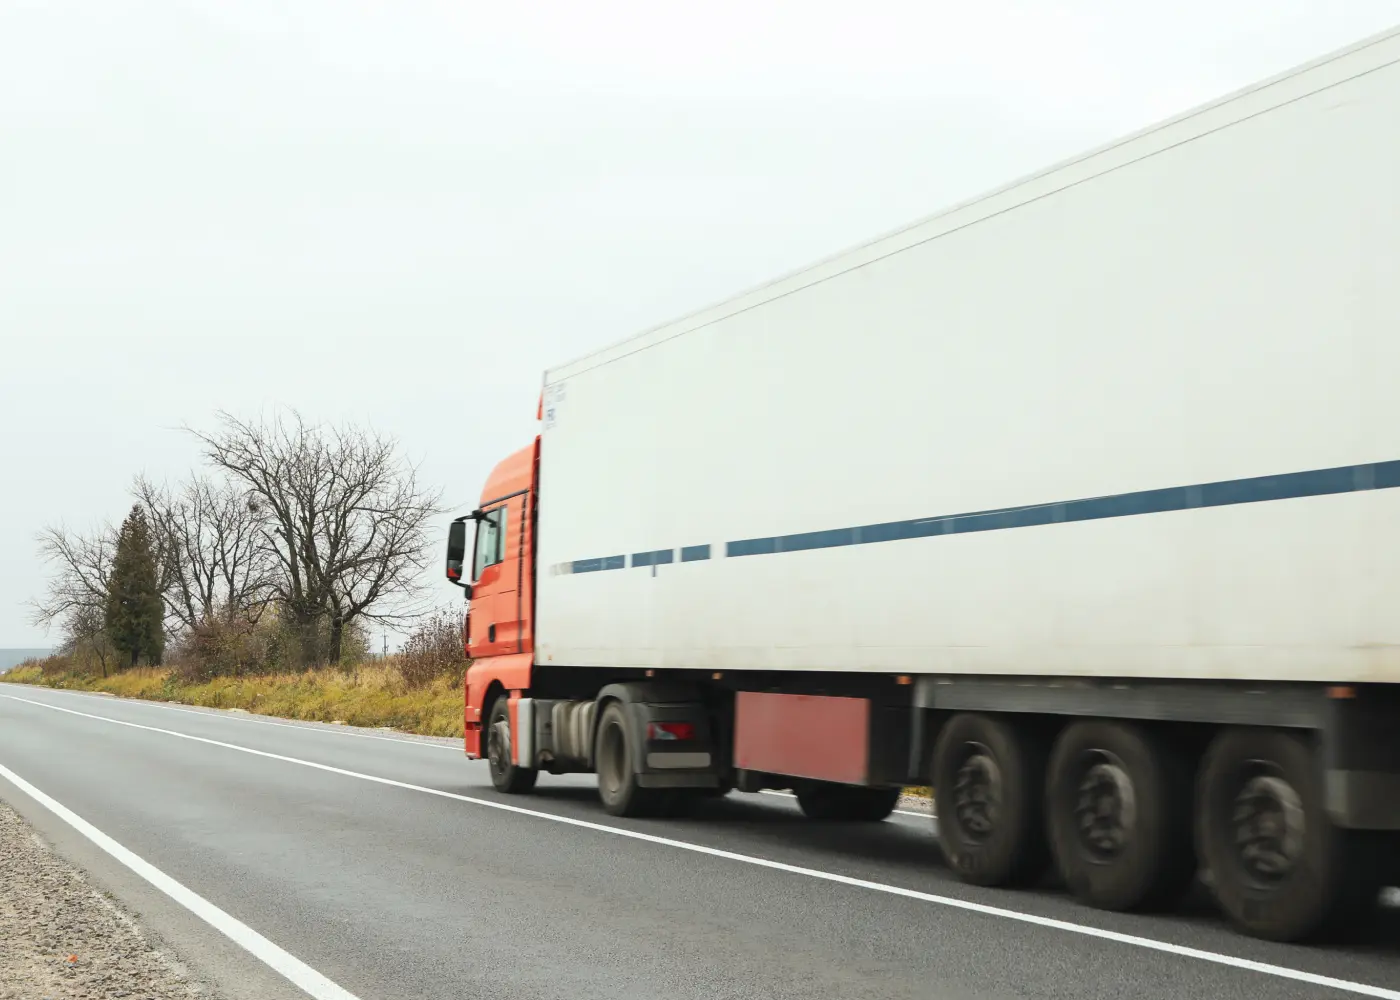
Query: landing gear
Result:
<box><xmin>1197</xmin><ymin>728</ymin><xmax>1383</xmax><ymax>941</ymax></box>
<box><xmin>486</xmin><ymin>697</ymin><xmax>537</xmax><ymax>794</ymax></box>
<box><xmin>1047</xmin><ymin>721</ymin><xmax>1195</xmax><ymax>911</ymax></box>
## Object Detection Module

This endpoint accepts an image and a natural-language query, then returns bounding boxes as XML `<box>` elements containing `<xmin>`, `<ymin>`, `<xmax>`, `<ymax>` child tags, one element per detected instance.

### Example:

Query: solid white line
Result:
<box><xmin>0</xmin><ymin>759</ymin><xmax>361</xmax><ymax>1000</ymax></box>
<box><xmin>26</xmin><ymin>689</ymin><xmax>934</xmax><ymax>817</ymax></box>
<box><xmin>3</xmin><ymin>690</ymin><xmax>932</xmax><ymax>815</ymax></box>
<box><xmin>4</xmin><ymin>692</ymin><xmax>1397</xmax><ymax>1000</ymax></box>
<box><xmin>0</xmin><ymin>683</ymin><xmax>460</xmax><ymax>751</ymax></box>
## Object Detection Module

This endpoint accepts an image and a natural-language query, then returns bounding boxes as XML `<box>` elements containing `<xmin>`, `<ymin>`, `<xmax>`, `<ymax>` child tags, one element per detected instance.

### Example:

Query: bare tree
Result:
<box><xmin>192</xmin><ymin>411</ymin><xmax>441</xmax><ymax>664</ymax></box>
<box><xmin>134</xmin><ymin>473</ymin><xmax>275</xmax><ymax>633</ymax></box>
<box><xmin>29</xmin><ymin>522</ymin><xmax>120</xmax><ymax>676</ymax></box>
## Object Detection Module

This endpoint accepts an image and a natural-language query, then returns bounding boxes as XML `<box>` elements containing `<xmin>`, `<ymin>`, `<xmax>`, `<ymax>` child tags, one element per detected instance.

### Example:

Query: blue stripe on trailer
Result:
<box><xmin>725</xmin><ymin>460</ymin><xmax>1400</xmax><ymax>558</ymax></box>
<box><xmin>561</xmin><ymin>460</ymin><xmax>1400</xmax><ymax>571</ymax></box>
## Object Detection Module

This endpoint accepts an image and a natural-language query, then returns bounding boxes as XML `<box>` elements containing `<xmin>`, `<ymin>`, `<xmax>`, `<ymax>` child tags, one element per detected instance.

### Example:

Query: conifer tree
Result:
<box><xmin>104</xmin><ymin>505</ymin><xmax>165</xmax><ymax>667</ymax></box>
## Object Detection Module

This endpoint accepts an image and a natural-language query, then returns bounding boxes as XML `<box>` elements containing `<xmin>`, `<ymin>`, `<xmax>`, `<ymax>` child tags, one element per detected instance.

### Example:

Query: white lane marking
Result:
<box><xmin>0</xmin><ymin>683</ymin><xmax>459</xmax><ymax>752</ymax></box>
<box><xmin>0</xmin><ymin>760</ymin><xmax>361</xmax><ymax>1000</ymax></box>
<box><xmin>8</xmin><ymin>689</ymin><xmax>932</xmax><ymax>816</ymax></box>
<box><xmin>758</xmin><ymin>788</ymin><xmax>934</xmax><ymax>820</ymax></box>
<box><xmin>5</xmin><ymin>693</ymin><xmax>1397</xmax><ymax>1000</ymax></box>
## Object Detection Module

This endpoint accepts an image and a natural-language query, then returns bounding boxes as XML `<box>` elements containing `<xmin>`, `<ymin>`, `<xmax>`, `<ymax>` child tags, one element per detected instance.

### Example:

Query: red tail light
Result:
<box><xmin>647</xmin><ymin>722</ymin><xmax>696</xmax><ymax>741</ymax></box>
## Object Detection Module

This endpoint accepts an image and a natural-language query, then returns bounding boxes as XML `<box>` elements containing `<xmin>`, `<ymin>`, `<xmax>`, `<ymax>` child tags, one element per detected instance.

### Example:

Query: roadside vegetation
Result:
<box><xmin>9</xmin><ymin>410</ymin><xmax>468</xmax><ymax>737</ymax></box>
<box><xmin>4</xmin><ymin>657</ymin><xmax>464</xmax><ymax>737</ymax></box>
<box><xmin>4</xmin><ymin>608</ymin><xmax>468</xmax><ymax>737</ymax></box>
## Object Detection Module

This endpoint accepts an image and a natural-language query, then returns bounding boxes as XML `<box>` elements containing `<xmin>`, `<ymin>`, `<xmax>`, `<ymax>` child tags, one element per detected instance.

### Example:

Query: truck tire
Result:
<box><xmin>485</xmin><ymin>696</ymin><xmax>538</xmax><ymax>795</ymax></box>
<box><xmin>1197</xmin><ymin>728</ymin><xmax>1383</xmax><ymax>941</ymax></box>
<box><xmin>932</xmin><ymin>713</ymin><xmax>1049</xmax><ymax>886</ymax></box>
<box><xmin>795</xmin><ymin>782</ymin><xmax>900</xmax><ymax>821</ymax></box>
<box><xmin>1047</xmin><ymin>721</ymin><xmax>1194</xmax><ymax>911</ymax></box>
<box><xmin>594</xmin><ymin>701</ymin><xmax>667</xmax><ymax>817</ymax></box>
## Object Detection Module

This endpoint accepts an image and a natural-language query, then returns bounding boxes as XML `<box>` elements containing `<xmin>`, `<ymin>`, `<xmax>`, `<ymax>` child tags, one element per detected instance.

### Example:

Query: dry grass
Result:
<box><xmin>2</xmin><ymin>657</ymin><xmax>464</xmax><ymax>738</ymax></box>
<box><xmin>3</xmin><ymin>664</ymin><xmax>44</xmax><ymax>685</ymax></box>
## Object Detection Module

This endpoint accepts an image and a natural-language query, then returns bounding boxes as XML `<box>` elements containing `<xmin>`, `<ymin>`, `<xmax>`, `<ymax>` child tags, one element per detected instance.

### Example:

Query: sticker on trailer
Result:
<box><xmin>543</xmin><ymin>383</ymin><xmax>567</xmax><ymax>430</ymax></box>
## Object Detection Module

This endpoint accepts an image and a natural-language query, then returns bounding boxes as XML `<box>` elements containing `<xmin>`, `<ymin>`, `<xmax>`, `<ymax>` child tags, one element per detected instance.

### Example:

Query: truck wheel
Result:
<box><xmin>932</xmin><ymin>713</ymin><xmax>1049</xmax><ymax>886</ymax></box>
<box><xmin>1047</xmin><ymin>721</ymin><xmax>1194</xmax><ymax>911</ymax></box>
<box><xmin>1197</xmin><ymin>728</ymin><xmax>1382</xmax><ymax>941</ymax></box>
<box><xmin>594</xmin><ymin>701</ymin><xmax>666</xmax><ymax>817</ymax></box>
<box><xmin>485</xmin><ymin>697</ymin><xmax>538</xmax><ymax>795</ymax></box>
<box><xmin>795</xmin><ymin>782</ymin><xmax>900</xmax><ymax>821</ymax></box>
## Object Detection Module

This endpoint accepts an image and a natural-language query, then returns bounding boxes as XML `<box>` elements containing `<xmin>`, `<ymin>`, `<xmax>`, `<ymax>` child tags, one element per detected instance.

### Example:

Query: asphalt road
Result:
<box><xmin>1</xmin><ymin>684</ymin><xmax>1398</xmax><ymax>1000</ymax></box>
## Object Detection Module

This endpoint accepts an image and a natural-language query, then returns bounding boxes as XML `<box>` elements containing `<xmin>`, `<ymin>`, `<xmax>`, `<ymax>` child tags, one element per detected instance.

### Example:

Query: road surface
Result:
<box><xmin>1</xmin><ymin>683</ymin><xmax>1397</xmax><ymax>1000</ymax></box>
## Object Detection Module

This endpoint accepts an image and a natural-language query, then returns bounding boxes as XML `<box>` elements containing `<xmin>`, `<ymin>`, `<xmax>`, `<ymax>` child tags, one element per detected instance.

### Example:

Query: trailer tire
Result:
<box><xmin>485</xmin><ymin>696</ymin><xmax>538</xmax><ymax>795</ymax></box>
<box><xmin>1047</xmin><ymin>721</ymin><xmax>1194</xmax><ymax>912</ymax></box>
<box><xmin>932</xmin><ymin>713</ymin><xmax>1050</xmax><ymax>886</ymax></box>
<box><xmin>795</xmin><ymin>782</ymin><xmax>900</xmax><ymax>822</ymax></box>
<box><xmin>1197</xmin><ymin>728</ymin><xmax>1382</xmax><ymax>942</ymax></box>
<box><xmin>594</xmin><ymin>701</ymin><xmax>667</xmax><ymax>818</ymax></box>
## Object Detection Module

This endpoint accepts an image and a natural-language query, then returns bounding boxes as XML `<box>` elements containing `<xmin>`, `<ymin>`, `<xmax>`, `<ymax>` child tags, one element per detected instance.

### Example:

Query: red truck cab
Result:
<box><xmin>448</xmin><ymin>439</ymin><xmax>539</xmax><ymax>760</ymax></box>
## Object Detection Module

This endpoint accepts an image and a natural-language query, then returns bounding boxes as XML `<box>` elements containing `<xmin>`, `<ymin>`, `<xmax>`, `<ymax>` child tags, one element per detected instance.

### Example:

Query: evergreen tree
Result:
<box><xmin>104</xmin><ymin>505</ymin><xmax>165</xmax><ymax>668</ymax></box>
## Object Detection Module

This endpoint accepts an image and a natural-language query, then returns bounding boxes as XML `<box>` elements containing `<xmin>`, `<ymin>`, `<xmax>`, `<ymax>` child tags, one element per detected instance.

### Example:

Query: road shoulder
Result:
<box><xmin>0</xmin><ymin>799</ymin><xmax>204</xmax><ymax>1000</ymax></box>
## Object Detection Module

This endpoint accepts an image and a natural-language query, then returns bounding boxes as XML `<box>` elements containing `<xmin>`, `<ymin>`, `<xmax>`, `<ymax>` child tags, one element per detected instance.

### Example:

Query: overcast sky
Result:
<box><xmin>3</xmin><ymin>1</ymin><xmax>1399</xmax><ymax>649</ymax></box>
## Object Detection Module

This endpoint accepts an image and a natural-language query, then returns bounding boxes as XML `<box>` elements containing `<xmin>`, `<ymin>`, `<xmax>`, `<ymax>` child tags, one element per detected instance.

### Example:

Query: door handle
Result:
<box><xmin>488</xmin><ymin>624</ymin><xmax>496</xmax><ymax>642</ymax></box>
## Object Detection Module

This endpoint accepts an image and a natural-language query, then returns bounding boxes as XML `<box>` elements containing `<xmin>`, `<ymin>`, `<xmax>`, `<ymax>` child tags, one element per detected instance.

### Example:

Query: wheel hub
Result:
<box><xmin>1074</xmin><ymin>752</ymin><xmax>1136</xmax><ymax>862</ymax></box>
<box><xmin>952</xmin><ymin>746</ymin><xmax>1002</xmax><ymax>842</ymax></box>
<box><xmin>1232</xmin><ymin>773</ymin><xmax>1304</xmax><ymax>883</ymax></box>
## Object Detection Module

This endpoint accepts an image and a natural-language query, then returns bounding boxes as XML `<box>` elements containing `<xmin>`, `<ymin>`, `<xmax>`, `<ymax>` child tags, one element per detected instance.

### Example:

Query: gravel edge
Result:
<box><xmin>0</xmin><ymin>800</ymin><xmax>209</xmax><ymax>1000</ymax></box>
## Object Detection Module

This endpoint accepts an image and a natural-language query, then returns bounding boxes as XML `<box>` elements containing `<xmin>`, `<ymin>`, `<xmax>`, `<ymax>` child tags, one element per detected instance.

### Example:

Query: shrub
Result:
<box><xmin>4</xmin><ymin>653</ymin><xmax>107</xmax><ymax>687</ymax></box>
<box><xmin>397</xmin><ymin>606</ymin><xmax>468</xmax><ymax>689</ymax></box>
<box><xmin>38</xmin><ymin>654</ymin><xmax>77</xmax><ymax>679</ymax></box>
<box><xmin>168</xmin><ymin>616</ymin><xmax>291</xmax><ymax>681</ymax></box>
<box><xmin>166</xmin><ymin>606</ymin><xmax>372</xmax><ymax>680</ymax></box>
<box><xmin>5</xmin><ymin>662</ymin><xmax>44</xmax><ymax>684</ymax></box>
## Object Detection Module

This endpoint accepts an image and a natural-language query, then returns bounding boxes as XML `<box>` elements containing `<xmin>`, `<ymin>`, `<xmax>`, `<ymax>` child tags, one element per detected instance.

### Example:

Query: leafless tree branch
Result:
<box><xmin>190</xmin><ymin>411</ymin><xmax>442</xmax><ymax>664</ymax></box>
<box><xmin>29</xmin><ymin>521</ymin><xmax>121</xmax><ymax>674</ymax></box>
<box><xmin>134</xmin><ymin>473</ymin><xmax>277</xmax><ymax>634</ymax></box>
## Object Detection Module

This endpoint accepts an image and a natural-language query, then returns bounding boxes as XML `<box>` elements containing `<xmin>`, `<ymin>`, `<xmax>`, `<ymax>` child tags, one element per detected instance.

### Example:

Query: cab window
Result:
<box><xmin>471</xmin><ymin>506</ymin><xmax>508</xmax><ymax>580</ymax></box>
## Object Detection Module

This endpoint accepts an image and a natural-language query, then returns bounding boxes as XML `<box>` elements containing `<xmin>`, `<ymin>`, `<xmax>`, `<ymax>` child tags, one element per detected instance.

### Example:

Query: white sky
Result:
<box><xmin>3</xmin><ymin>1</ymin><xmax>1399</xmax><ymax>648</ymax></box>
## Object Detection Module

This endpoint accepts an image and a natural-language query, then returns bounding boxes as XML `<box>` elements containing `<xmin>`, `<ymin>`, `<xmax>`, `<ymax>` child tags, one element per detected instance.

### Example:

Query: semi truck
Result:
<box><xmin>444</xmin><ymin>27</ymin><xmax>1400</xmax><ymax>942</ymax></box>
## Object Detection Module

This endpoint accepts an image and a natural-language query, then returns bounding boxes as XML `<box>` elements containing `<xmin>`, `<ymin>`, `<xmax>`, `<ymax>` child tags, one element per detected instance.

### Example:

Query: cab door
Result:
<box><xmin>467</xmin><ymin>502</ymin><xmax>515</xmax><ymax>658</ymax></box>
<box><xmin>491</xmin><ymin>490</ymin><xmax>534</xmax><ymax>653</ymax></box>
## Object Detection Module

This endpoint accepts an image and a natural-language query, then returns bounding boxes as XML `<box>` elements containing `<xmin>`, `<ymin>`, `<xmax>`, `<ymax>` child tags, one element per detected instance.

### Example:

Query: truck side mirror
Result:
<box><xmin>446</xmin><ymin>518</ymin><xmax>468</xmax><ymax>587</ymax></box>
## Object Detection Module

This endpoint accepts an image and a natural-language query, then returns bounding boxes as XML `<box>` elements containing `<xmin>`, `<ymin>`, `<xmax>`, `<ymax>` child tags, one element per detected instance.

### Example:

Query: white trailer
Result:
<box><xmin>451</xmin><ymin>27</ymin><xmax>1400</xmax><ymax>943</ymax></box>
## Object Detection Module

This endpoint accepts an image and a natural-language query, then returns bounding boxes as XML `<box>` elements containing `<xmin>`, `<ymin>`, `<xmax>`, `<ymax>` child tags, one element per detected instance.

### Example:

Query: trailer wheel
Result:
<box><xmin>932</xmin><ymin>714</ymin><xmax>1049</xmax><ymax>886</ymax></box>
<box><xmin>1047</xmin><ymin>721</ymin><xmax>1194</xmax><ymax>911</ymax></box>
<box><xmin>594</xmin><ymin>701</ymin><xmax>666</xmax><ymax>817</ymax></box>
<box><xmin>485</xmin><ymin>696</ymin><xmax>538</xmax><ymax>795</ymax></box>
<box><xmin>795</xmin><ymin>782</ymin><xmax>900</xmax><ymax>821</ymax></box>
<box><xmin>1197</xmin><ymin>728</ymin><xmax>1382</xmax><ymax>941</ymax></box>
